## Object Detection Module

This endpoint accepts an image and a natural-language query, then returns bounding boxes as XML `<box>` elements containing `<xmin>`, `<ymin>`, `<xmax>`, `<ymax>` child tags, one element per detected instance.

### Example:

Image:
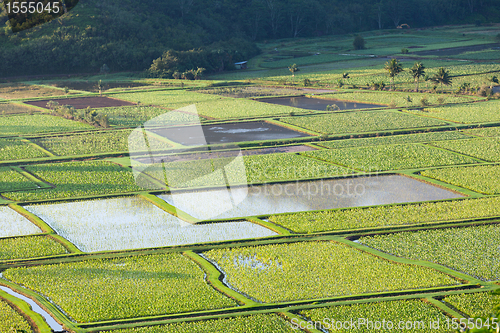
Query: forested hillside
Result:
<box><xmin>0</xmin><ymin>0</ymin><xmax>499</xmax><ymax>77</ymax></box>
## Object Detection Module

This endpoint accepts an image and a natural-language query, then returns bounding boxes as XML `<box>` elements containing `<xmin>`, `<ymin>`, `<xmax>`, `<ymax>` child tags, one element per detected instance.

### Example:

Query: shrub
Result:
<box><xmin>420</xmin><ymin>97</ymin><xmax>429</xmax><ymax>106</ymax></box>
<box><xmin>353</xmin><ymin>35</ymin><xmax>365</xmax><ymax>50</ymax></box>
<box><xmin>401</xmin><ymin>48</ymin><xmax>409</xmax><ymax>54</ymax></box>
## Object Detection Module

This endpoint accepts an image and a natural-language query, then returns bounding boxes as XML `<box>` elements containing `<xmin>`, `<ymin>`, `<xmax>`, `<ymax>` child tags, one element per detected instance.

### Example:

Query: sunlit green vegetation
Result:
<box><xmin>0</xmin><ymin>168</ymin><xmax>38</xmax><ymax>192</ymax></box>
<box><xmin>0</xmin><ymin>299</ymin><xmax>32</xmax><ymax>333</ymax></box>
<box><xmin>269</xmin><ymin>196</ymin><xmax>500</xmax><ymax>233</ymax></box>
<box><xmin>103</xmin><ymin>314</ymin><xmax>296</xmax><ymax>333</ymax></box>
<box><xmin>161</xmin><ymin>153</ymin><xmax>352</xmax><ymax>188</ymax></box>
<box><xmin>36</xmin><ymin>130</ymin><xmax>133</xmax><ymax>156</ymax></box>
<box><xmin>98</xmin><ymin>106</ymin><xmax>200</xmax><ymax>127</ymax></box>
<box><xmin>299</xmin><ymin>299</ymin><xmax>450</xmax><ymax>332</ymax></box>
<box><xmin>302</xmin><ymin>144</ymin><xmax>477</xmax><ymax>171</ymax></box>
<box><xmin>431</xmin><ymin>137</ymin><xmax>500</xmax><ymax>162</ymax></box>
<box><xmin>464</xmin><ymin>126</ymin><xmax>500</xmax><ymax>137</ymax></box>
<box><xmin>0</xmin><ymin>138</ymin><xmax>48</xmax><ymax>160</ymax></box>
<box><xmin>3</xmin><ymin>253</ymin><xmax>236</xmax><ymax>322</ymax></box>
<box><xmin>0</xmin><ymin>102</ymin><xmax>40</xmax><ymax>114</ymax></box>
<box><xmin>0</xmin><ymin>236</ymin><xmax>68</xmax><ymax>260</ymax></box>
<box><xmin>187</xmin><ymin>98</ymin><xmax>296</xmax><ymax>119</ymax></box>
<box><xmin>5</xmin><ymin>161</ymin><xmax>142</xmax><ymax>201</ymax></box>
<box><xmin>318</xmin><ymin>131</ymin><xmax>467</xmax><ymax>149</ymax></box>
<box><xmin>360</xmin><ymin>224</ymin><xmax>500</xmax><ymax>280</ymax></box>
<box><xmin>113</xmin><ymin>90</ymin><xmax>221</xmax><ymax>107</ymax></box>
<box><xmin>422</xmin><ymin>165</ymin><xmax>500</xmax><ymax>194</ymax></box>
<box><xmin>444</xmin><ymin>292</ymin><xmax>499</xmax><ymax>318</ymax></box>
<box><xmin>280</xmin><ymin>111</ymin><xmax>447</xmax><ymax>135</ymax></box>
<box><xmin>204</xmin><ymin>241</ymin><xmax>458</xmax><ymax>303</ymax></box>
<box><xmin>0</xmin><ymin>114</ymin><xmax>93</xmax><ymax>136</ymax></box>
<box><xmin>406</xmin><ymin>101</ymin><xmax>500</xmax><ymax>124</ymax></box>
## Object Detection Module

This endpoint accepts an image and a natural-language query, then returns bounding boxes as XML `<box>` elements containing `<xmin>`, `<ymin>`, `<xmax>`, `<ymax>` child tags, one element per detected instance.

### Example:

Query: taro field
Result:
<box><xmin>0</xmin><ymin>25</ymin><xmax>499</xmax><ymax>333</ymax></box>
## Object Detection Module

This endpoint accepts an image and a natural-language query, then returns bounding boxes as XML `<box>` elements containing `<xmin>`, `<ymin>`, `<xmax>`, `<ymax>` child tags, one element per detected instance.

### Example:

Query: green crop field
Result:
<box><xmin>406</xmin><ymin>101</ymin><xmax>500</xmax><ymax>124</ymax></box>
<box><xmin>0</xmin><ymin>114</ymin><xmax>93</xmax><ymax>136</ymax></box>
<box><xmin>269</xmin><ymin>196</ymin><xmax>500</xmax><ymax>233</ymax></box>
<box><xmin>3</xmin><ymin>253</ymin><xmax>236</xmax><ymax>322</ymax></box>
<box><xmin>99</xmin><ymin>106</ymin><xmax>200</xmax><ymax>127</ymax></box>
<box><xmin>203</xmin><ymin>241</ymin><xmax>458</xmax><ymax>303</ymax></box>
<box><xmin>113</xmin><ymin>90</ymin><xmax>222</xmax><ymax>107</ymax></box>
<box><xmin>299</xmin><ymin>299</ymin><xmax>450</xmax><ymax>332</ymax></box>
<box><xmin>360</xmin><ymin>224</ymin><xmax>500</xmax><ymax>280</ymax></box>
<box><xmin>444</xmin><ymin>292</ymin><xmax>499</xmax><ymax>318</ymax></box>
<box><xmin>422</xmin><ymin>164</ymin><xmax>500</xmax><ymax>194</ymax></box>
<box><xmin>464</xmin><ymin>126</ymin><xmax>500</xmax><ymax>137</ymax></box>
<box><xmin>0</xmin><ymin>299</ymin><xmax>33</xmax><ymax>332</ymax></box>
<box><xmin>0</xmin><ymin>236</ymin><xmax>68</xmax><ymax>261</ymax></box>
<box><xmin>106</xmin><ymin>314</ymin><xmax>297</xmax><ymax>333</ymax></box>
<box><xmin>186</xmin><ymin>98</ymin><xmax>297</xmax><ymax>119</ymax></box>
<box><xmin>431</xmin><ymin>137</ymin><xmax>500</xmax><ymax>162</ymax></box>
<box><xmin>159</xmin><ymin>153</ymin><xmax>352</xmax><ymax>188</ymax></box>
<box><xmin>280</xmin><ymin>111</ymin><xmax>448</xmax><ymax>135</ymax></box>
<box><xmin>0</xmin><ymin>167</ymin><xmax>39</xmax><ymax>192</ymax></box>
<box><xmin>1</xmin><ymin>25</ymin><xmax>500</xmax><ymax>332</ymax></box>
<box><xmin>4</xmin><ymin>161</ymin><xmax>143</xmax><ymax>201</ymax></box>
<box><xmin>302</xmin><ymin>143</ymin><xmax>477</xmax><ymax>171</ymax></box>
<box><xmin>0</xmin><ymin>138</ymin><xmax>48</xmax><ymax>160</ymax></box>
<box><xmin>36</xmin><ymin>130</ymin><xmax>133</xmax><ymax>156</ymax></box>
<box><xmin>318</xmin><ymin>131</ymin><xmax>468</xmax><ymax>149</ymax></box>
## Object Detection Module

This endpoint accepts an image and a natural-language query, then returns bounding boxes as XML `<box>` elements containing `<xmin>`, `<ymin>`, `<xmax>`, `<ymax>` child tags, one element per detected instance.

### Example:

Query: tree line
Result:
<box><xmin>0</xmin><ymin>0</ymin><xmax>499</xmax><ymax>76</ymax></box>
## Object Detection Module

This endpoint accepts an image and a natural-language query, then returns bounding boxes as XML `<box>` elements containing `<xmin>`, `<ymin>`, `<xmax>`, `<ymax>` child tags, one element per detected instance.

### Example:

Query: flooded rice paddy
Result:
<box><xmin>149</xmin><ymin>121</ymin><xmax>310</xmax><ymax>145</ymax></box>
<box><xmin>25</xmin><ymin>197</ymin><xmax>277</xmax><ymax>252</ymax></box>
<box><xmin>158</xmin><ymin>175</ymin><xmax>463</xmax><ymax>220</ymax></box>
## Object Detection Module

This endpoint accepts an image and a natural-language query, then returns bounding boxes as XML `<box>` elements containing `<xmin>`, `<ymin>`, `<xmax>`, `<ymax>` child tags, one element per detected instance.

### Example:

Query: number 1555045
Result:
<box><xmin>5</xmin><ymin>1</ymin><xmax>60</xmax><ymax>14</ymax></box>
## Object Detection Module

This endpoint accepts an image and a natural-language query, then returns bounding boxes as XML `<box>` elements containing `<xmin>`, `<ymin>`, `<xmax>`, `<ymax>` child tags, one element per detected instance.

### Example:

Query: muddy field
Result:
<box><xmin>24</xmin><ymin>96</ymin><xmax>136</xmax><ymax>109</ymax></box>
<box><xmin>133</xmin><ymin>145</ymin><xmax>316</xmax><ymax>163</ymax></box>
<box><xmin>149</xmin><ymin>121</ymin><xmax>311</xmax><ymax>145</ymax></box>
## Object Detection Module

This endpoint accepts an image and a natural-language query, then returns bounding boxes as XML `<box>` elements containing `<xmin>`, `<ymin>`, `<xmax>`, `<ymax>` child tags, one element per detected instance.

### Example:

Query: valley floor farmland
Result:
<box><xmin>0</xmin><ymin>25</ymin><xmax>499</xmax><ymax>333</ymax></box>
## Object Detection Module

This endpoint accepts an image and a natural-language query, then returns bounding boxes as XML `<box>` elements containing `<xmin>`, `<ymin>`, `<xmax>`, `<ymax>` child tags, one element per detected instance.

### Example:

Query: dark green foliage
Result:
<box><xmin>353</xmin><ymin>35</ymin><xmax>365</xmax><ymax>50</ymax></box>
<box><xmin>0</xmin><ymin>0</ymin><xmax>500</xmax><ymax>76</ymax></box>
<box><xmin>148</xmin><ymin>39</ymin><xmax>258</xmax><ymax>78</ymax></box>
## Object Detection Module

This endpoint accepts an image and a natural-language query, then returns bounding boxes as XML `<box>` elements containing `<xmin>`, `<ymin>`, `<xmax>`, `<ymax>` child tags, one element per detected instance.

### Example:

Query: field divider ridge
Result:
<box><xmin>9</xmin><ymin>166</ymin><xmax>53</xmax><ymax>190</ymax></box>
<box><xmin>183</xmin><ymin>250</ymin><xmax>259</xmax><ymax>306</ymax></box>
<box><xmin>336</xmin><ymin>237</ymin><xmax>483</xmax><ymax>285</ymax></box>
<box><xmin>139</xmin><ymin>193</ymin><xmax>200</xmax><ymax>224</ymax></box>
<box><xmin>18</xmin><ymin>138</ymin><xmax>56</xmax><ymax>157</ymax></box>
<box><xmin>0</xmin><ymin>279</ymin><xmax>78</xmax><ymax>332</ymax></box>
<box><xmin>0</xmin><ymin>288</ymin><xmax>53</xmax><ymax>333</ymax></box>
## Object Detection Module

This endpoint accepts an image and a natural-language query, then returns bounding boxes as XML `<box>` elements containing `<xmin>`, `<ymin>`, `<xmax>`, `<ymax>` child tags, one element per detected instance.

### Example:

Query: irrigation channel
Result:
<box><xmin>257</xmin><ymin>96</ymin><xmax>384</xmax><ymax>111</ymax></box>
<box><xmin>0</xmin><ymin>285</ymin><xmax>64</xmax><ymax>332</ymax></box>
<box><xmin>160</xmin><ymin>175</ymin><xmax>463</xmax><ymax>220</ymax></box>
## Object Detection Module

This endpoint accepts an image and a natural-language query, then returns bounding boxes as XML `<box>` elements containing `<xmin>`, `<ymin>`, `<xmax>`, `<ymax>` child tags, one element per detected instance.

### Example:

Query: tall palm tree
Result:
<box><xmin>431</xmin><ymin>67</ymin><xmax>452</xmax><ymax>92</ymax></box>
<box><xmin>384</xmin><ymin>58</ymin><xmax>403</xmax><ymax>90</ymax></box>
<box><xmin>410</xmin><ymin>62</ymin><xmax>426</xmax><ymax>92</ymax></box>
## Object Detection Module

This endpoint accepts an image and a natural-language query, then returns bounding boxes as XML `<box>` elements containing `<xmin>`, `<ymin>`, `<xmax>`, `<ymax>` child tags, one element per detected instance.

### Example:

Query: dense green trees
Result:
<box><xmin>0</xmin><ymin>0</ymin><xmax>499</xmax><ymax>76</ymax></box>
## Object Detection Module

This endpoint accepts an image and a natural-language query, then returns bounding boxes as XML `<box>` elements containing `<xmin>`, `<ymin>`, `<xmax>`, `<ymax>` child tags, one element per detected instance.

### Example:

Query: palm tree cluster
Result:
<box><xmin>384</xmin><ymin>59</ymin><xmax>452</xmax><ymax>92</ymax></box>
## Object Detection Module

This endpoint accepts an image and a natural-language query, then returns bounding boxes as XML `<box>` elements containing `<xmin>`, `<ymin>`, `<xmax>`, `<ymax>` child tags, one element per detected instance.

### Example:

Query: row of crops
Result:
<box><xmin>1</xmin><ymin>59</ymin><xmax>500</xmax><ymax>331</ymax></box>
